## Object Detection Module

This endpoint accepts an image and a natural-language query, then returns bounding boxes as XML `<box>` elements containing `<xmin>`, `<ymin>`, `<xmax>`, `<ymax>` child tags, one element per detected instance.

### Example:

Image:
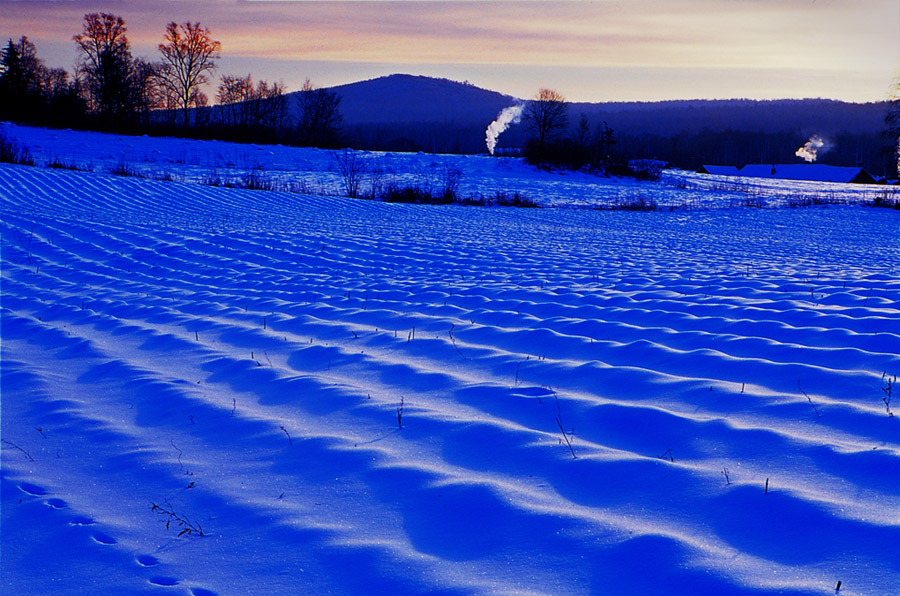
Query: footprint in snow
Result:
<box><xmin>45</xmin><ymin>498</ymin><xmax>68</xmax><ymax>509</ymax></box>
<box><xmin>190</xmin><ymin>589</ymin><xmax>218</xmax><ymax>596</ymax></box>
<box><xmin>69</xmin><ymin>516</ymin><xmax>95</xmax><ymax>526</ymax></box>
<box><xmin>18</xmin><ymin>482</ymin><xmax>48</xmax><ymax>496</ymax></box>
<box><xmin>148</xmin><ymin>576</ymin><xmax>179</xmax><ymax>587</ymax></box>
<box><xmin>136</xmin><ymin>554</ymin><xmax>159</xmax><ymax>567</ymax></box>
<box><xmin>91</xmin><ymin>532</ymin><xmax>117</xmax><ymax>545</ymax></box>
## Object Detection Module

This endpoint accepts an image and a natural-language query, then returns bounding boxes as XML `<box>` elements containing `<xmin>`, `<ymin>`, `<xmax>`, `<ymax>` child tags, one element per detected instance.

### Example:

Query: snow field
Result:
<box><xmin>1</xmin><ymin>128</ymin><xmax>899</xmax><ymax>596</ymax></box>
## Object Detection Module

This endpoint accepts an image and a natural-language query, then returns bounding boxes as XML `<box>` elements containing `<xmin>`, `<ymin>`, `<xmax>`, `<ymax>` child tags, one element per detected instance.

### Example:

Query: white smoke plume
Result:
<box><xmin>795</xmin><ymin>134</ymin><xmax>831</xmax><ymax>163</ymax></box>
<box><xmin>486</xmin><ymin>103</ymin><xmax>524</xmax><ymax>155</ymax></box>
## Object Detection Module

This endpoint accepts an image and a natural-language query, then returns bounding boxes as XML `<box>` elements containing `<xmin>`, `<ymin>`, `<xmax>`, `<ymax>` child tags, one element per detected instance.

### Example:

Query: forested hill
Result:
<box><xmin>324</xmin><ymin>74</ymin><xmax>515</xmax><ymax>125</ymax></box>
<box><xmin>302</xmin><ymin>75</ymin><xmax>892</xmax><ymax>175</ymax></box>
<box><xmin>570</xmin><ymin>98</ymin><xmax>888</xmax><ymax>138</ymax></box>
<box><xmin>568</xmin><ymin>99</ymin><xmax>892</xmax><ymax>176</ymax></box>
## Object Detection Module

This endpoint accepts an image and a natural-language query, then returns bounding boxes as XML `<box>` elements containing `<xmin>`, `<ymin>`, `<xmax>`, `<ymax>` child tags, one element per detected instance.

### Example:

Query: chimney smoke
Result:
<box><xmin>486</xmin><ymin>104</ymin><xmax>524</xmax><ymax>155</ymax></box>
<box><xmin>795</xmin><ymin>135</ymin><xmax>831</xmax><ymax>163</ymax></box>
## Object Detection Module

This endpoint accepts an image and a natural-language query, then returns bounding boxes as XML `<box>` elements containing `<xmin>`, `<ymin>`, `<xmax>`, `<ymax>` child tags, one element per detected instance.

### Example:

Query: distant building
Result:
<box><xmin>697</xmin><ymin>165</ymin><xmax>741</xmax><ymax>176</ymax></box>
<box><xmin>736</xmin><ymin>164</ymin><xmax>877</xmax><ymax>184</ymax></box>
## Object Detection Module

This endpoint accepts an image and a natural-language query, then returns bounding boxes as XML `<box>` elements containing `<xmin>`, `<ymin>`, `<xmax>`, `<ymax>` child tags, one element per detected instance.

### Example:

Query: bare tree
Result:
<box><xmin>217</xmin><ymin>74</ymin><xmax>254</xmax><ymax>128</ymax></box>
<box><xmin>73</xmin><ymin>13</ymin><xmax>135</xmax><ymax>123</ymax></box>
<box><xmin>297</xmin><ymin>78</ymin><xmax>342</xmax><ymax>148</ymax></box>
<box><xmin>217</xmin><ymin>74</ymin><xmax>288</xmax><ymax>136</ymax></box>
<box><xmin>576</xmin><ymin>113</ymin><xmax>590</xmax><ymax>148</ymax></box>
<box><xmin>254</xmin><ymin>79</ymin><xmax>289</xmax><ymax>133</ymax></box>
<box><xmin>886</xmin><ymin>78</ymin><xmax>900</xmax><ymax>178</ymax></box>
<box><xmin>130</xmin><ymin>57</ymin><xmax>166</xmax><ymax>126</ymax></box>
<box><xmin>523</xmin><ymin>88</ymin><xmax>568</xmax><ymax>153</ymax></box>
<box><xmin>158</xmin><ymin>21</ymin><xmax>220</xmax><ymax>129</ymax></box>
<box><xmin>592</xmin><ymin>120</ymin><xmax>616</xmax><ymax>172</ymax></box>
<box><xmin>333</xmin><ymin>148</ymin><xmax>366</xmax><ymax>198</ymax></box>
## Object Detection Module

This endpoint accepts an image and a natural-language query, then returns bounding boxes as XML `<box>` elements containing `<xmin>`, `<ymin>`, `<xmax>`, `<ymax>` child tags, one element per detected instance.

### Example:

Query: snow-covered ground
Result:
<box><xmin>2</xmin><ymin>124</ymin><xmax>899</xmax><ymax>596</ymax></box>
<box><xmin>2</xmin><ymin>122</ymin><xmax>893</xmax><ymax>209</ymax></box>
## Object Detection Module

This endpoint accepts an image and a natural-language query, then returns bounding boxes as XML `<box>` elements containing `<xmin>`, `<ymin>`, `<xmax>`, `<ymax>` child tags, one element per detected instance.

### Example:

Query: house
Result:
<box><xmin>737</xmin><ymin>164</ymin><xmax>877</xmax><ymax>184</ymax></box>
<box><xmin>697</xmin><ymin>165</ymin><xmax>741</xmax><ymax>176</ymax></box>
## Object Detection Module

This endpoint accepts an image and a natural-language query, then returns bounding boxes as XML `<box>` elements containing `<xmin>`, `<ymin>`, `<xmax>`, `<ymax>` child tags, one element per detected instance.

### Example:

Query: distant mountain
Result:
<box><xmin>285</xmin><ymin>74</ymin><xmax>516</xmax><ymax>131</ymax></box>
<box><xmin>323</xmin><ymin>74</ymin><xmax>517</xmax><ymax>126</ymax></box>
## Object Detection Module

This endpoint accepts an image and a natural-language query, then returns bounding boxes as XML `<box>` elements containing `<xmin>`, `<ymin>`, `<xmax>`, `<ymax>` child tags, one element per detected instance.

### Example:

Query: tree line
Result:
<box><xmin>0</xmin><ymin>13</ymin><xmax>343</xmax><ymax>147</ymax></box>
<box><xmin>519</xmin><ymin>89</ymin><xmax>897</xmax><ymax>178</ymax></box>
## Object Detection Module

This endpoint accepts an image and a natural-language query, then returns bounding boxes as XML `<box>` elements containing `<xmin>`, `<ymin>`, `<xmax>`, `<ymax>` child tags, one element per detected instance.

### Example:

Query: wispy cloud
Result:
<box><xmin>2</xmin><ymin>0</ymin><xmax>897</xmax><ymax>101</ymax></box>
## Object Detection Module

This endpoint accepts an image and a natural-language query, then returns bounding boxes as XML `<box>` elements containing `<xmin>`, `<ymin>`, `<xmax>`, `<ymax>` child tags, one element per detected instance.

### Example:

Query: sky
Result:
<box><xmin>2</xmin><ymin>0</ymin><xmax>899</xmax><ymax>103</ymax></box>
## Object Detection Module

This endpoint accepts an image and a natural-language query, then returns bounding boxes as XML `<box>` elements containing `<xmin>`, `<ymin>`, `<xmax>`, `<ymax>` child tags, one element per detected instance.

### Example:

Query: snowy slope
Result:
<box><xmin>1</xmin><ymin>127</ymin><xmax>900</xmax><ymax>596</ymax></box>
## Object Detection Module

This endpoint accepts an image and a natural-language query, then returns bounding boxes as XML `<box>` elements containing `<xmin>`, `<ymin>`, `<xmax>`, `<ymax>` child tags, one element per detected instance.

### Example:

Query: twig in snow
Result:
<box><xmin>556</xmin><ymin>417</ymin><xmax>577</xmax><ymax>459</ymax></box>
<box><xmin>797</xmin><ymin>381</ymin><xmax>820</xmax><ymax>417</ymax></box>
<box><xmin>171</xmin><ymin>439</ymin><xmax>185</xmax><ymax>471</ymax></box>
<box><xmin>1</xmin><ymin>439</ymin><xmax>34</xmax><ymax>461</ymax></box>
<box><xmin>448</xmin><ymin>324</ymin><xmax>464</xmax><ymax>356</ymax></box>
<box><xmin>279</xmin><ymin>425</ymin><xmax>293</xmax><ymax>445</ymax></box>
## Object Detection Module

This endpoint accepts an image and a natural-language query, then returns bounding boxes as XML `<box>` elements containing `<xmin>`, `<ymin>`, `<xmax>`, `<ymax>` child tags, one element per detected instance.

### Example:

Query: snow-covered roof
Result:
<box><xmin>738</xmin><ymin>164</ymin><xmax>876</xmax><ymax>184</ymax></box>
<box><xmin>697</xmin><ymin>165</ymin><xmax>741</xmax><ymax>176</ymax></box>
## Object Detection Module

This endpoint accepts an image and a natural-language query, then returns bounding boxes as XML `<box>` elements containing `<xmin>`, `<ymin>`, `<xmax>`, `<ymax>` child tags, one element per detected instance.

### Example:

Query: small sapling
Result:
<box><xmin>150</xmin><ymin>501</ymin><xmax>204</xmax><ymax>537</ymax></box>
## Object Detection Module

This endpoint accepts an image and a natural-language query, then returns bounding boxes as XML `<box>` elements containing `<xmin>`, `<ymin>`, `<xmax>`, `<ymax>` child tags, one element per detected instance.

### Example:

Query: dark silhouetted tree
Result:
<box><xmin>217</xmin><ymin>74</ymin><xmax>254</xmax><ymax>128</ymax></box>
<box><xmin>216</xmin><ymin>74</ymin><xmax>288</xmax><ymax>139</ymax></box>
<box><xmin>523</xmin><ymin>88</ymin><xmax>568</xmax><ymax>156</ymax></box>
<box><xmin>885</xmin><ymin>77</ymin><xmax>900</xmax><ymax>179</ymax></box>
<box><xmin>576</xmin><ymin>113</ymin><xmax>590</xmax><ymax>148</ymax></box>
<box><xmin>1</xmin><ymin>37</ymin><xmax>35</xmax><ymax>121</ymax></box>
<box><xmin>158</xmin><ymin>21</ymin><xmax>221</xmax><ymax>130</ymax></box>
<box><xmin>2</xmin><ymin>36</ymin><xmax>84</xmax><ymax>126</ymax></box>
<box><xmin>74</xmin><ymin>13</ymin><xmax>135</xmax><ymax>126</ymax></box>
<box><xmin>297</xmin><ymin>79</ymin><xmax>342</xmax><ymax>148</ymax></box>
<box><xmin>130</xmin><ymin>57</ymin><xmax>166</xmax><ymax>127</ymax></box>
<box><xmin>592</xmin><ymin>120</ymin><xmax>616</xmax><ymax>172</ymax></box>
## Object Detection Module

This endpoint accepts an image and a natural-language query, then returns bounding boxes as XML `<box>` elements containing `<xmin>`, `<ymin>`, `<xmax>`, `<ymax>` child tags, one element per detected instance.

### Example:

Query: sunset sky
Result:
<box><xmin>3</xmin><ymin>0</ymin><xmax>899</xmax><ymax>102</ymax></box>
